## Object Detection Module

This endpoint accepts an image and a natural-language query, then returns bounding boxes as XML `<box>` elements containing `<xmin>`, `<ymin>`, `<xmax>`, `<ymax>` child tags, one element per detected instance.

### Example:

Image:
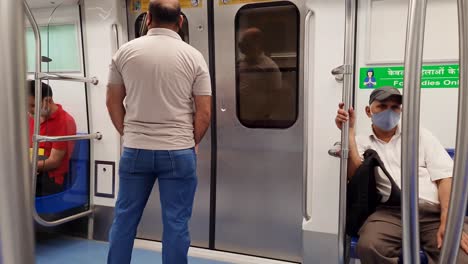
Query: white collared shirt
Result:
<box><xmin>356</xmin><ymin>126</ymin><xmax>453</xmax><ymax>204</ymax></box>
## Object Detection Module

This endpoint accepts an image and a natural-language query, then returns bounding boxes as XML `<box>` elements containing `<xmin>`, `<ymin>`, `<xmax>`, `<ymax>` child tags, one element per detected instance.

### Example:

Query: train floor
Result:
<box><xmin>36</xmin><ymin>236</ymin><xmax>229</xmax><ymax>264</ymax></box>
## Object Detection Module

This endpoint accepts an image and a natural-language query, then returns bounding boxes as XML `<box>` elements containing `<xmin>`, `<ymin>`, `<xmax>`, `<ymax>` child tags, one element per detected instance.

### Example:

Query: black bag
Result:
<box><xmin>346</xmin><ymin>149</ymin><xmax>400</xmax><ymax>236</ymax></box>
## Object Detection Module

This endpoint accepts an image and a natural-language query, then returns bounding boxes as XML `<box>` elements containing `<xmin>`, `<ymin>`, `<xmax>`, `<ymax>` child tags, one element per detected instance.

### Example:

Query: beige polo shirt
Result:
<box><xmin>356</xmin><ymin>126</ymin><xmax>453</xmax><ymax>204</ymax></box>
<box><xmin>108</xmin><ymin>28</ymin><xmax>211</xmax><ymax>150</ymax></box>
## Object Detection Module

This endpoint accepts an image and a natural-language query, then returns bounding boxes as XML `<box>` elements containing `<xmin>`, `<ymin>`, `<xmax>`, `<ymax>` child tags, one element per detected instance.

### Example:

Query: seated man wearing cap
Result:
<box><xmin>335</xmin><ymin>86</ymin><xmax>468</xmax><ymax>263</ymax></box>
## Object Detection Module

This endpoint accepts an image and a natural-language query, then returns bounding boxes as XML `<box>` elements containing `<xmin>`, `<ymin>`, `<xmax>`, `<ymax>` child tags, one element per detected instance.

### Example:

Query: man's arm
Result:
<box><xmin>347</xmin><ymin>128</ymin><xmax>362</xmax><ymax>179</ymax></box>
<box><xmin>436</xmin><ymin>178</ymin><xmax>468</xmax><ymax>253</ymax></box>
<box><xmin>193</xmin><ymin>95</ymin><xmax>211</xmax><ymax>146</ymax></box>
<box><xmin>37</xmin><ymin>148</ymin><xmax>66</xmax><ymax>172</ymax></box>
<box><xmin>438</xmin><ymin>178</ymin><xmax>452</xmax><ymax>223</ymax></box>
<box><xmin>335</xmin><ymin>102</ymin><xmax>362</xmax><ymax>179</ymax></box>
<box><xmin>106</xmin><ymin>83</ymin><xmax>126</xmax><ymax>136</ymax></box>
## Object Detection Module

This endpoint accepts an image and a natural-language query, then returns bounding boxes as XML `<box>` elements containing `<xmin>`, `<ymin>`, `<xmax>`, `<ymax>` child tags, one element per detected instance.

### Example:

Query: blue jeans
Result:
<box><xmin>107</xmin><ymin>147</ymin><xmax>197</xmax><ymax>264</ymax></box>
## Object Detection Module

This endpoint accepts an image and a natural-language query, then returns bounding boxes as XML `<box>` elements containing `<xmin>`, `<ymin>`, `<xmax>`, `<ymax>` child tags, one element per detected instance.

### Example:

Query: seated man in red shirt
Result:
<box><xmin>28</xmin><ymin>80</ymin><xmax>77</xmax><ymax>196</ymax></box>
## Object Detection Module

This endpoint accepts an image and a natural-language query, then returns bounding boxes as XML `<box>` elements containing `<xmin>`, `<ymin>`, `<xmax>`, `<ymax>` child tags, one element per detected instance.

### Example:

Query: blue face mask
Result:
<box><xmin>371</xmin><ymin>109</ymin><xmax>400</xmax><ymax>131</ymax></box>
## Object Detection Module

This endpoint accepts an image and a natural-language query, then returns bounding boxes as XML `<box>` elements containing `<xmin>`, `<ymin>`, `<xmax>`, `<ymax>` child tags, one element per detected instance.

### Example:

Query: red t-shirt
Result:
<box><xmin>29</xmin><ymin>104</ymin><xmax>77</xmax><ymax>185</ymax></box>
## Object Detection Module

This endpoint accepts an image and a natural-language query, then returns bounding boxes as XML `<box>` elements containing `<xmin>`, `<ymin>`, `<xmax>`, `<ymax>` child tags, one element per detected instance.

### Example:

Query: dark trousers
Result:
<box><xmin>36</xmin><ymin>172</ymin><xmax>64</xmax><ymax>197</ymax></box>
<box><xmin>357</xmin><ymin>202</ymin><xmax>468</xmax><ymax>264</ymax></box>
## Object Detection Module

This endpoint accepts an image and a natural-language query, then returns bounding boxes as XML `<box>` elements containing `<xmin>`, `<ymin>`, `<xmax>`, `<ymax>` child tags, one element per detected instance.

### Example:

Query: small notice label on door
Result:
<box><xmin>131</xmin><ymin>0</ymin><xmax>201</xmax><ymax>11</ymax></box>
<box><xmin>219</xmin><ymin>0</ymin><xmax>271</xmax><ymax>5</ymax></box>
<box><xmin>181</xmin><ymin>0</ymin><xmax>202</xmax><ymax>8</ymax></box>
<box><xmin>130</xmin><ymin>0</ymin><xmax>150</xmax><ymax>13</ymax></box>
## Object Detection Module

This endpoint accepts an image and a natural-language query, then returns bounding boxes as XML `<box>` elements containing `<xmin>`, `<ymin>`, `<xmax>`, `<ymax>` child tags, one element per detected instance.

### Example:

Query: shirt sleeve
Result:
<box><xmin>51</xmin><ymin>127</ymin><xmax>67</xmax><ymax>150</ymax></box>
<box><xmin>355</xmin><ymin>135</ymin><xmax>368</xmax><ymax>161</ymax></box>
<box><xmin>108</xmin><ymin>54</ymin><xmax>124</xmax><ymax>85</ymax></box>
<box><xmin>192</xmin><ymin>52</ymin><xmax>212</xmax><ymax>96</ymax></box>
<box><xmin>422</xmin><ymin>128</ymin><xmax>453</xmax><ymax>181</ymax></box>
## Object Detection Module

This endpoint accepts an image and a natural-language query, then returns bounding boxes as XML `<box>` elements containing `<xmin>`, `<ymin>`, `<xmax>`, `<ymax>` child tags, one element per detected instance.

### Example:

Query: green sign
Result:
<box><xmin>359</xmin><ymin>65</ymin><xmax>460</xmax><ymax>89</ymax></box>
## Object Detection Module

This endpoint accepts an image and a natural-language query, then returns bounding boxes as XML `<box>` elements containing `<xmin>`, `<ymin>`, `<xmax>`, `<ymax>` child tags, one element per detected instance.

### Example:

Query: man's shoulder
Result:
<box><xmin>58</xmin><ymin>107</ymin><xmax>77</xmax><ymax>130</ymax></box>
<box><xmin>260</xmin><ymin>55</ymin><xmax>279</xmax><ymax>69</ymax></box>
<box><xmin>113</xmin><ymin>37</ymin><xmax>150</xmax><ymax>59</ymax></box>
<box><xmin>419</xmin><ymin>127</ymin><xmax>444</xmax><ymax>147</ymax></box>
<box><xmin>114</xmin><ymin>39</ymin><xmax>136</xmax><ymax>54</ymax></box>
<box><xmin>179</xmin><ymin>42</ymin><xmax>205</xmax><ymax>62</ymax></box>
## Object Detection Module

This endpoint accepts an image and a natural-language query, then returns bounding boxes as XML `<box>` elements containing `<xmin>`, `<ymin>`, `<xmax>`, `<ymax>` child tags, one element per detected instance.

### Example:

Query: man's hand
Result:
<box><xmin>37</xmin><ymin>148</ymin><xmax>66</xmax><ymax>172</ymax></box>
<box><xmin>437</xmin><ymin>217</ymin><xmax>468</xmax><ymax>254</ymax></box>
<box><xmin>335</xmin><ymin>102</ymin><xmax>355</xmax><ymax>130</ymax></box>
<box><xmin>334</xmin><ymin>102</ymin><xmax>362</xmax><ymax>179</ymax></box>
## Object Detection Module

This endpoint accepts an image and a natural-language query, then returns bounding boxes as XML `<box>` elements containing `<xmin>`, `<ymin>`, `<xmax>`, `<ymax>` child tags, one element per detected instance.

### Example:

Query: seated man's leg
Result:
<box><xmin>421</xmin><ymin>214</ymin><xmax>468</xmax><ymax>264</ymax></box>
<box><xmin>458</xmin><ymin>220</ymin><xmax>468</xmax><ymax>263</ymax></box>
<box><xmin>357</xmin><ymin>206</ymin><xmax>402</xmax><ymax>264</ymax></box>
<box><xmin>36</xmin><ymin>172</ymin><xmax>64</xmax><ymax>197</ymax></box>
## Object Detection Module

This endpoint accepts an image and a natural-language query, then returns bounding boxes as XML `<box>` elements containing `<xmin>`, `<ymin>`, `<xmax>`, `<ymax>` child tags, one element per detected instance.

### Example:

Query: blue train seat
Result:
<box><xmin>447</xmin><ymin>148</ymin><xmax>455</xmax><ymax>159</ymax></box>
<box><xmin>35</xmin><ymin>138</ymin><xmax>90</xmax><ymax>214</ymax></box>
<box><xmin>349</xmin><ymin>148</ymin><xmax>455</xmax><ymax>263</ymax></box>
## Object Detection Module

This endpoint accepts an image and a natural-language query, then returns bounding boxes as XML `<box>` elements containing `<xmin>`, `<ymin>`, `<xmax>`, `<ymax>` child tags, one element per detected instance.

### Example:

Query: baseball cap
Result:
<box><xmin>369</xmin><ymin>86</ymin><xmax>402</xmax><ymax>105</ymax></box>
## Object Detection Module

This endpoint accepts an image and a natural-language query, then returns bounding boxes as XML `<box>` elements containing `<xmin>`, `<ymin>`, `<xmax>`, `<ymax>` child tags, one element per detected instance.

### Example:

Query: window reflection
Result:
<box><xmin>238</xmin><ymin>27</ymin><xmax>282</xmax><ymax>123</ymax></box>
<box><xmin>235</xmin><ymin>2</ymin><xmax>299</xmax><ymax>129</ymax></box>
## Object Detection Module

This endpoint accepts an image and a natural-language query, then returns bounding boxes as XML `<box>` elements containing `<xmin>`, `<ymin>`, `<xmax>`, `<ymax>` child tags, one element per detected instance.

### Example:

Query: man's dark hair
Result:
<box><xmin>28</xmin><ymin>80</ymin><xmax>53</xmax><ymax>99</ymax></box>
<box><xmin>149</xmin><ymin>1</ymin><xmax>181</xmax><ymax>25</ymax></box>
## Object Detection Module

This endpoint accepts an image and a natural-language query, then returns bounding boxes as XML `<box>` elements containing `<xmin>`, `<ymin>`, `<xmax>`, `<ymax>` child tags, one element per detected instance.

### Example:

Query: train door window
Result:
<box><xmin>134</xmin><ymin>12</ymin><xmax>190</xmax><ymax>43</ymax></box>
<box><xmin>235</xmin><ymin>2</ymin><xmax>299</xmax><ymax>129</ymax></box>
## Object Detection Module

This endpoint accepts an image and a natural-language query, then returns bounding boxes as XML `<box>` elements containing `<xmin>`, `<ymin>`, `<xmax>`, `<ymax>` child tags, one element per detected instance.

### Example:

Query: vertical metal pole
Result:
<box><xmin>401</xmin><ymin>0</ymin><xmax>428</xmax><ymax>263</ymax></box>
<box><xmin>0</xmin><ymin>0</ymin><xmax>35</xmax><ymax>263</ymax></box>
<box><xmin>303</xmin><ymin>10</ymin><xmax>312</xmax><ymax>222</ymax></box>
<box><xmin>338</xmin><ymin>0</ymin><xmax>356</xmax><ymax>263</ymax></box>
<box><xmin>23</xmin><ymin>0</ymin><xmax>42</xmax><ymax>206</ymax></box>
<box><xmin>438</xmin><ymin>0</ymin><xmax>468</xmax><ymax>263</ymax></box>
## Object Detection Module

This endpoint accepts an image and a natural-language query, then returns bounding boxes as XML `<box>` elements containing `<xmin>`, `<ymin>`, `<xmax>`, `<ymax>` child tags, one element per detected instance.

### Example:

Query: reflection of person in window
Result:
<box><xmin>364</xmin><ymin>69</ymin><xmax>377</xmax><ymax>88</ymax></box>
<box><xmin>237</xmin><ymin>27</ymin><xmax>281</xmax><ymax>123</ymax></box>
<box><xmin>27</xmin><ymin>81</ymin><xmax>77</xmax><ymax>197</ymax></box>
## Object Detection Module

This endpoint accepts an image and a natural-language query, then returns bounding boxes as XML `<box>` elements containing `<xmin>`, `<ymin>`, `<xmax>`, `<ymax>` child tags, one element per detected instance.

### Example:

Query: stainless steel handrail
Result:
<box><xmin>303</xmin><ymin>10</ymin><xmax>313</xmax><ymax>222</ymax></box>
<box><xmin>438</xmin><ymin>0</ymin><xmax>468</xmax><ymax>263</ymax></box>
<box><xmin>140</xmin><ymin>13</ymin><xmax>148</xmax><ymax>37</ymax></box>
<box><xmin>39</xmin><ymin>73</ymin><xmax>99</xmax><ymax>85</ymax></box>
<box><xmin>33</xmin><ymin>209</ymin><xmax>94</xmax><ymax>227</ymax></box>
<box><xmin>112</xmin><ymin>23</ymin><xmax>120</xmax><ymax>52</ymax></box>
<box><xmin>0</xmin><ymin>0</ymin><xmax>35</xmax><ymax>263</ymax></box>
<box><xmin>332</xmin><ymin>65</ymin><xmax>344</xmax><ymax>75</ymax></box>
<box><xmin>401</xmin><ymin>0</ymin><xmax>428</xmax><ymax>263</ymax></box>
<box><xmin>24</xmin><ymin>0</ymin><xmax>44</xmax><ymax>226</ymax></box>
<box><xmin>24</xmin><ymin>0</ymin><xmax>98</xmax><ymax>227</ymax></box>
<box><xmin>331</xmin><ymin>65</ymin><xmax>345</xmax><ymax>82</ymax></box>
<box><xmin>36</xmin><ymin>132</ymin><xmax>102</xmax><ymax>142</ymax></box>
<box><xmin>338</xmin><ymin>0</ymin><xmax>356</xmax><ymax>263</ymax></box>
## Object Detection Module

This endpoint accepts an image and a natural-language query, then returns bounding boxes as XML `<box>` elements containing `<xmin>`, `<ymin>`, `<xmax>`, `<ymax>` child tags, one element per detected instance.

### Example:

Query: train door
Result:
<box><xmin>125</xmin><ymin>0</ymin><xmax>212</xmax><ymax>248</ymax></box>
<box><xmin>213</xmin><ymin>0</ymin><xmax>305</xmax><ymax>261</ymax></box>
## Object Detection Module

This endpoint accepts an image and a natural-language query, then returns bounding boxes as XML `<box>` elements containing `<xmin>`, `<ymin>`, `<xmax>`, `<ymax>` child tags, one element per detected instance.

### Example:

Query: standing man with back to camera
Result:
<box><xmin>105</xmin><ymin>0</ymin><xmax>212</xmax><ymax>263</ymax></box>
